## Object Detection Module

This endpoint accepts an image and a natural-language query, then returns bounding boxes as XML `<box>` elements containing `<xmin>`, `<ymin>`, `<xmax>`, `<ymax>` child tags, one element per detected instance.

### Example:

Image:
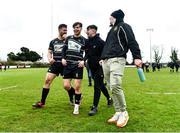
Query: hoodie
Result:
<box><xmin>101</xmin><ymin>9</ymin><xmax>141</xmax><ymax>60</ymax></box>
<box><xmin>86</xmin><ymin>34</ymin><xmax>105</xmax><ymax>71</ymax></box>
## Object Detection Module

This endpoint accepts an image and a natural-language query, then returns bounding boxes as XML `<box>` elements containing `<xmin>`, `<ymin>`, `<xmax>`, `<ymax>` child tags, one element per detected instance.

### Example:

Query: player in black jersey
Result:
<box><xmin>32</xmin><ymin>24</ymin><xmax>75</xmax><ymax>108</ymax></box>
<box><xmin>62</xmin><ymin>22</ymin><xmax>86</xmax><ymax>114</ymax></box>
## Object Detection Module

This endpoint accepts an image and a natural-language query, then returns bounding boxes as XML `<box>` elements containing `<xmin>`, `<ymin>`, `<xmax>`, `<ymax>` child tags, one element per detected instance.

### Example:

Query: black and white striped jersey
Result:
<box><xmin>62</xmin><ymin>35</ymin><xmax>86</xmax><ymax>65</ymax></box>
<box><xmin>49</xmin><ymin>38</ymin><xmax>65</xmax><ymax>62</ymax></box>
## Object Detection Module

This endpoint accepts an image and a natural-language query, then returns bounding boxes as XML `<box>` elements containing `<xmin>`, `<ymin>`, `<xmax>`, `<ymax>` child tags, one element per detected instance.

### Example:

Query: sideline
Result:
<box><xmin>0</xmin><ymin>85</ymin><xmax>17</xmax><ymax>91</ymax></box>
<box><xmin>145</xmin><ymin>92</ymin><xmax>180</xmax><ymax>95</ymax></box>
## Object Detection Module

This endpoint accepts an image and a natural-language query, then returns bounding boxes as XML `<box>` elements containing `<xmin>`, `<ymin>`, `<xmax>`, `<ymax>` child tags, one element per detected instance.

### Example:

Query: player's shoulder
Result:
<box><xmin>66</xmin><ymin>35</ymin><xmax>73</xmax><ymax>40</ymax></box>
<box><xmin>50</xmin><ymin>38</ymin><xmax>58</xmax><ymax>44</ymax></box>
<box><xmin>80</xmin><ymin>35</ymin><xmax>86</xmax><ymax>40</ymax></box>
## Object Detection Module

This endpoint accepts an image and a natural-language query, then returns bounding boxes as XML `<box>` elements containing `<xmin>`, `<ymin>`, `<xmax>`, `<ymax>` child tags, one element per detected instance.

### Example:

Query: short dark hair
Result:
<box><xmin>73</xmin><ymin>22</ymin><xmax>82</xmax><ymax>28</ymax></box>
<box><xmin>87</xmin><ymin>25</ymin><xmax>98</xmax><ymax>31</ymax></box>
<box><xmin>58</xmin><ymin>24</ymin><xmax>67</xmax><ymax>29</ymax></box>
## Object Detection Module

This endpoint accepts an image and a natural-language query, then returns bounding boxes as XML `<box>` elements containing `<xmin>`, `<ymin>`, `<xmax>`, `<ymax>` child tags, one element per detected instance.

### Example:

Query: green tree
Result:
<box><xmin>7</xmin><ymin>47</ymin><xmax>42</xmax><ymax>62</ymax></box>
<box><xmin>20</xmin><ymin>47</ymin><xmax>30</xmax><ymax>53</ymax></box>
<box><xmin>29</xmin><ymin>51</ymin><xmax>42</xmax><ymax>62</ymax></box>
<box><xmin>7</xmin><ymin>52</ymin><xmax>19</xmax><ymax>61</ymax></box>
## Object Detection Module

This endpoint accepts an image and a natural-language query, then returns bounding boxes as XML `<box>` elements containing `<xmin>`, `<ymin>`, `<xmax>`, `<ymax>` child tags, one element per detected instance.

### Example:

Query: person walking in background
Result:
<box><xmin>85</xmin><ymin>25</ymin><xmax>113</xmax><ymax>116</ymax></box>
<box><xmin>62</xmin><ymin>22</ymin><xmax>86</xmax><ymax>115</ymax></box>
<box><xmin>0</xmin><ymin>63</ymin><xmax>2</xmax><ymax>71</ymax></box>
<box><xmin>4</xmin><ymin>64</ymin><xmax>7</xmax><ymax>71</ymax></box>
<box><xmin>144</xmin><ymin>61</ymin><xmax>150</xmax><ymax>72</ymax></box>
<box><xmin>32</xmin><ymin>24</ymin><xmax>75</xmax><ymax>108</ymax></box>
<box><xmin>101</xmin><ymin>9</ymin><xmax>142</xmax><ymax>127</ymax></box>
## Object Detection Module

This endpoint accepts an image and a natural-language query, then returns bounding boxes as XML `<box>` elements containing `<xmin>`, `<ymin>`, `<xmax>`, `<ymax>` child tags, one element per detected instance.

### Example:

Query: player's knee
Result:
<box><xmin>74</xmin><ymin>88</ymin><xmax>80</xmax><ymax>94</ymax></box>
<box><xmin>63</xmin><ymin>83</ymin><xmax>71</xmax><ymax>90</ymax></box>
<box><xmin>74</xmin><ymin>85</ymin><xmax>81</xmax><ymax>92</ymax></box>
<box><xmin>45</xmin><ymin>79</ymin><xmax>52</xmax><ymax>86</ymax></box>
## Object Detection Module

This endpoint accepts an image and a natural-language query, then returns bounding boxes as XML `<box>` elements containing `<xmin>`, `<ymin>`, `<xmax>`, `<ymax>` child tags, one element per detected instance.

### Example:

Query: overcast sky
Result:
<box><xmin>0</xmin><ymin>0</ymin><xmax>180</xmax><ymax>63</ymax></box>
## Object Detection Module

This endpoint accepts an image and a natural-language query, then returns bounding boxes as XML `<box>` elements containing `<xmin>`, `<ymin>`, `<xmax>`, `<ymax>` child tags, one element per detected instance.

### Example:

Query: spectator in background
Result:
<box><xmin>0</xmin><ymin>63</ymin><xmax>2</xmax><ymax>71</ymax></box>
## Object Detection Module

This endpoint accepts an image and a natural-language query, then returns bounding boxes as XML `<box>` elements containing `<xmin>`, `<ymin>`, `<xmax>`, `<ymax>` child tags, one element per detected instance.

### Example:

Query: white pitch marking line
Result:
<box><xmin>0</xmin><ymin>85</ymin><xmax>17</xmax><ymax>91</ymax></box>
<box><xmin>145</xmin><ymin>92</ymin><xmax>180</xmax><ymax>95</ymax></box>
<box><xmin>145</xmin><ymin>92</ymin><xmax>160</xmax><ymax>95</ymax></box>
<box><xmin>164</xmin><ymin>92</ymin><xmax>179</xmax><ymax>95</ymax></box>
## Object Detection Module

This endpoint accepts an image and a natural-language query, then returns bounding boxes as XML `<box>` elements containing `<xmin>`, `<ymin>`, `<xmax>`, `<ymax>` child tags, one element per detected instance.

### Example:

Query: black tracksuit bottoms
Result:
<box><xmin>92</xmin><ymin>68</ymin><xmax>110</xmax><ymax>107</ymax></box>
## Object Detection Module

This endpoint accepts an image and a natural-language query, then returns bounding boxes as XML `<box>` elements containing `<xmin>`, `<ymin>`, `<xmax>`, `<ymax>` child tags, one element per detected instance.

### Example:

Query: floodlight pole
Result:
<box><xmin>51</xmin><ymin>0</ymin><xmax>54</xmax><ymax>38</ymax></box>
<box><xmin>146</xmin><ymin>28</ymin><xmax>154</xmax><ymax>66</ymax></box>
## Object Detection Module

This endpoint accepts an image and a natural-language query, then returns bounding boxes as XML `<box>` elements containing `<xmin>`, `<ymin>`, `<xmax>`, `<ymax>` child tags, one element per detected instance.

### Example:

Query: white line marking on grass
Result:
<box><xmin>0</xmin><ymin>85</ymin><xmax>17</xmax><ymax>91</ymax></box>
<box><xmin>145</xmin><ymin>92</ymin><xmax>180</xmax><ymax>95</ymax></box>
<box><xmin>145</xmin><ymin>92</ymin><xmax>160</xmax><ymax>95</ymax></box>
<box><xmin>164</xmin><ymin>92</ymin><xmax>179</xmax><ymax>95</ymax></box>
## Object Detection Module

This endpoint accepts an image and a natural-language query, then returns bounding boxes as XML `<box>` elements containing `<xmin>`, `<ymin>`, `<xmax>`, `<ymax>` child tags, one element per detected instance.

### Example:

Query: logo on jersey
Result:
<box><xmin>54</xmin><ymin>44</ymin><xmax>63</xmax><ymax>53</ymax></box>
<box><xmin>68</xmin><ymin>40</ymin><xmax>81</xmax><ymax>52</ymax></box>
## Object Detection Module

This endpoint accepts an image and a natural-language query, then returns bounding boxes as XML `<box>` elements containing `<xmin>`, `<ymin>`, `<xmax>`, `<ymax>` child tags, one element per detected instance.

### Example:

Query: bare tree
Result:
<box><xmin>170</xmin><ymin>47</ymin><xmax>178</xmax><ymax>62</ymax></box>
<box><xmin>152</xmin><ymin>45</ymin><xmax>164</xmax><ymax>64</ymax></box>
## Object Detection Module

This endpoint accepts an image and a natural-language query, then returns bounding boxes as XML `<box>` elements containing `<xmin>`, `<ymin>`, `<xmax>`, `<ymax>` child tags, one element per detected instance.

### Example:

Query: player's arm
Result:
<box><xmin>47</xmin><ymin>49</ymin><xmax>55</xmax><ymax>64</ymax></box>
<box><xmin>61</xmin><ymin>44</ymin><xmax>68</xmax><ymax>66</ymax></box>
<box><xmin>78</xmin><ymin>38</ymin><xmax>87</xmax><ymax>68</ymax></box>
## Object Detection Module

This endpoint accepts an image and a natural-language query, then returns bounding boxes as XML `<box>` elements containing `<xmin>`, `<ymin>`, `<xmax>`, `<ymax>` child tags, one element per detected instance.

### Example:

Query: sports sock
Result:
<box><xmin>41</xmin><ymin>88</ymin><xmax>49</xmax><ymax>104</ymax></box>
<box><xmin>75</xmin><ymin>93</ymin><xmax>81</xmax><ymax>104</ymax></box>
<box><xmin>68</xmin><ymin>87</ymin><xmax>75</xmax><ymax>101</ymax></box>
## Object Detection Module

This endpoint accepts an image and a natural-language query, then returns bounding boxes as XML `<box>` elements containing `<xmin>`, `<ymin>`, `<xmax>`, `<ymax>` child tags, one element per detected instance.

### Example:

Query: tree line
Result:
<box><xmin>7</xmin><ymin>47</ymin><xmax>42</xmax><ymax>62</ymax></box>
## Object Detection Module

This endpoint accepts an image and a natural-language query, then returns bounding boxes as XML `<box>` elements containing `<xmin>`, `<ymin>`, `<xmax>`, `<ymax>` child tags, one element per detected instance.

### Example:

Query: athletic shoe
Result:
<box><xmin>88</xmin><ymin>106</ymin><xmax>98</xmax><ymax>116</ymax></box>
<box><xmin>116</xmin><ymin>111</ymin><xmax>129</xmax><ymax>128</ymax></box>
<box><xmin>107</xmin><ymin>112</ymin><xmax>121</xmax><ymax>124</ymax></box>
<box><xmin>73</xmin><ymin>104</ymin><xmax>80</xmax><ymax>115</ymax></box>
<box><xmin>107</xmin><ymin>98</ymin><xmax>113</xmax><ymax>107</ymax></box>
<box><xmin>32</xmin><ymin>101</ymin><xmax>44</xmax><ymax>108</ymax></box>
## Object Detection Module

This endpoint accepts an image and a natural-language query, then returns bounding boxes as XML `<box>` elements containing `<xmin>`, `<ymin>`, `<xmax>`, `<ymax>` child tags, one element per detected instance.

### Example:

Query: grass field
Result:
<box><xmin>0</xmin><ymin>67</ymin><xmax>180</xmax><ymax>132</ymax></box>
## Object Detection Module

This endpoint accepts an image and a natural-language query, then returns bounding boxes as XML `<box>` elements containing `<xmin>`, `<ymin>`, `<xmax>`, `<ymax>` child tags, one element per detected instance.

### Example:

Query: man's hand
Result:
<box><xmin>62</xmin><ymin>34</ymin><xmax>67</xmax><ymax>40</ymax></box>
<box><xmin>99</xmin><ymin>60</ymin><xmax>103</xmax><ymax>66</ymax></box>
<box><xmin>62</xmin><ymin>58</ymin><xmax>67</xmax><ymax>66</ymax></box>
<box><xmin>48</xmin><ymin>58</ymin><xmax>55</xmax><ymax>64</ymax></box>
<box><xmin>84</xmin><ymin>60</ymin><xmax>88</xmax><ymax>67</ymax></box>
<box><xmin>134</xmin><ymin>59</ymin><xmax>142</xmax><ymax>67</ymax></box>
<box><xmin>78</xmin><ymin>60</ymin><xmax>84</xmax><ymax>68</ymax></box>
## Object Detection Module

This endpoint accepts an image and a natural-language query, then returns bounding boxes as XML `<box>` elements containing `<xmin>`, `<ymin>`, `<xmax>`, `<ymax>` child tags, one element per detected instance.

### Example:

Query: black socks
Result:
<box><xmin>75</xmin><ymin>93</ymin><xmax>81</xmax><ymax>104</ymax></box>
<box><xmin>67</xmin><ymin>87</ymin><xmax>75</xmax><ymax>101</ymax></box>
<box><xmin>41</xmin><ymin>88</ymin><xmax>49</xmax><ymax>104</ymax></box>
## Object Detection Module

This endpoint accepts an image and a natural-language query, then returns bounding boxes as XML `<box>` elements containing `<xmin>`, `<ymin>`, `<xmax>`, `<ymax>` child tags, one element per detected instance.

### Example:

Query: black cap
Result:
<box><xmin>111</xmin><ymin>9</ymin><xmax>125</xmax><ymax>19</ymax></box>
<box><xmin>87</xmin><ymin>25</ymin><xmax>98</xmax><ymax>31</ymax></box>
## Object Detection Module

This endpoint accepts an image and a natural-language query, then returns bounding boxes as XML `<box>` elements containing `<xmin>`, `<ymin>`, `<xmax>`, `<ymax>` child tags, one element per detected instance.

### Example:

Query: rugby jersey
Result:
<box><xmin>48</xmin><ymin>38</ymin><xmax>65</xmax><ymax>62</ymax></box>
<box><xmin>62</xmin><ymin>35</ymin><xmax>86</xmax><ymax>65</ymax></box>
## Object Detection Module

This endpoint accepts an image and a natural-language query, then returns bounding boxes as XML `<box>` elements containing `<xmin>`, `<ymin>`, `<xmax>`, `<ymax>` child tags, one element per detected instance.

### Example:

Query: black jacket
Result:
<box><xmin>86</xmin><ymin>34</ymin><xmax>104</xmax><ymax>72</ymax></box>
<box><xmin>101</xmin><ymin>22</ymin><xmax>141</xmax><ymax>60</ymax></box>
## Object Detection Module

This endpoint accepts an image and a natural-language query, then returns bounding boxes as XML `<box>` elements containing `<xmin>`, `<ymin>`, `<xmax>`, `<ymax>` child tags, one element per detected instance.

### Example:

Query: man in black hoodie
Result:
<box><xmin>85</xmin><ymin>25</ymin><xmax>113</xmax><ymax>116</ymax></box>
<box><xmin>101</xmin><ymin>9</ymin><xmax>142</xmax><ymax>128</ymax></box>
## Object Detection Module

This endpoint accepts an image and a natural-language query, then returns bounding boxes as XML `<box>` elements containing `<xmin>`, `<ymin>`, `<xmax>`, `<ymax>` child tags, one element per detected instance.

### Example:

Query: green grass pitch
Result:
<box><xmin>0</xmin><ymin>68</ymin><xmax>180</xmax><ymax>132</ymax></box>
